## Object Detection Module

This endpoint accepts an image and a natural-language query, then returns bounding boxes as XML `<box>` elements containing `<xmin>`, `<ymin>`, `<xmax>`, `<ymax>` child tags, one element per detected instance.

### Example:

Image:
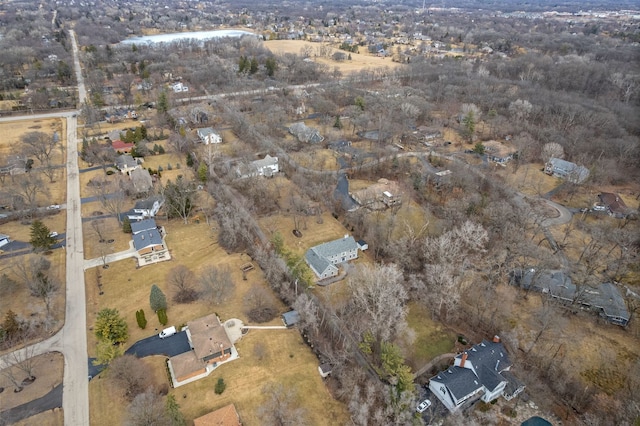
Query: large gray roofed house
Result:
<box><xmin>132</xmin><ymin>228</ymin><xmax>163</xmax><ymax>250</ymax></box>
<box><xmin>433</xmin><ymin>366</ymin><xmax>483</xmax><ymax>401</ymax></box>
<box><xmin>545</xmin><ymin>157</ymin><xmax>590</xmax><ymax>184</ymax></box>
<box><xmin>510</xmin><ymin>269</ymin><xmax>630</xmax><ymax>326</ymax></box>
<box><xmin>304</xmin><ymin>235</ymin><xmax>359</xmax><ymax>280</ymax></box>
<box><xmin>115</xmin><ymin>154</ymin><xmax>138</xmax><ymax>171</ymax></box>
<box><xmin>288</xmin><ymin>122</ymin><xmax>324</xmax><ymax>143</ymax></box>
<box><xmin>305</xmin><ymin>248</ymin><xmax>335</xmax><ymax>278</ymax></box>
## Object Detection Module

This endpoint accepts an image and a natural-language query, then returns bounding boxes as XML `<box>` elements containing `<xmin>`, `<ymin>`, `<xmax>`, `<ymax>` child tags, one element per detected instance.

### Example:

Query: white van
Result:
<box><xmin>159</xmin><ymin>326</ymin><xmax>176</xmax><ymax>339</ymax></box>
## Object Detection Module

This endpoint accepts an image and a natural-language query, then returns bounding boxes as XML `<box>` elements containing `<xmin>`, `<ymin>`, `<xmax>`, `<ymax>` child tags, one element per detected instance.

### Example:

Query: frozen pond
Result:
<box><xmin>121</xmin><ymin>29</ymin><xmax>256</xmax><ymax>45</ymax></box>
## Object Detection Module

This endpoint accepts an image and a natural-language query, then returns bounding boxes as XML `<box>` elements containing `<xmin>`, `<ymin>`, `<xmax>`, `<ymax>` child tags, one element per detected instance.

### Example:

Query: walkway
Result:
<box><xmin>83</xmin><ymin>241</ymin><xmax>137</xmax><ymax>270</ymax></box>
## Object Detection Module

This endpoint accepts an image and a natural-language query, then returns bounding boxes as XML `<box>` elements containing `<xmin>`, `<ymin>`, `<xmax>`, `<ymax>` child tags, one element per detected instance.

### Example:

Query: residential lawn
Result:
<box><xmin>89</xmin><ymin>355</ymin><xmax>167</xmax><ymax>425</ymax></box>
<box><xmin>258</xmin><ymin>211</ymin><xmax>354</xmax><ymax>259</ymax></box>
<box><xmin>288</xmin><ymin>149</ymin><xmax>340</xmax><ymax>172</ymax></box>
<box><xmin>0</xmin><ymin>352</ymin><xmax>64</xmax><ymax>411</ymax></box>
<box><xmin>14</xmin><ymin>409</ymin><xmax>63</xmax><ymax>426</ymax></box>
<box><xmin>83</xmin><ymin>216</ymin><xmax>131</xmax><ymax>260</ymax></box>
<box><xmin>499</xmin><ymin>162</ymin><xmax>559</xmax><ymax>196</ymax></box>
<box><xmin>404</xmin><ymin>302</ymin><xmax>456</xmax><ymax>371</ymax></box>
<box><xmin>86</xmin><ymin>215</ymin><xmax>350</xmax><ymax>425</ymax></box>
<box><xmin>172</xmin><ymin>329</ymin><xmax>350</xmax><ymax>425</ymax></box>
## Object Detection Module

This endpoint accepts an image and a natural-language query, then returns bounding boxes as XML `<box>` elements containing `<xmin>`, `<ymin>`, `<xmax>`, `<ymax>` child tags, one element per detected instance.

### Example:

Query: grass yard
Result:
<box><xmin>14</xmin><ymin>409</ymin><xmax>63</xmax><ymax>426</ymax></box>
<box><xmin>89</xmin><ymin>355</ymin><xmax>167</xmax><ymax>425</ymax></box>
<box><xmin>83</xmin><ymin>216</ymin><xmax>131</xmax><ymax>259</ymax></box>
<box><xmin>287</xmin><ymin>149</ymin><xmax>340</xmax><ymax>172</ymax></box>
<box><xmin>86</xmin><ymin>217</ymin><xmax>350</xmax><ymax>425</ymax></box>
<box><xmin>0</xmin><ymin>352</ymin><xmax>64</xmax><ymax>411</ymax></box>
<box><xmin>264</xmin><ymin>39</ymin><xmax>405</xmax><ymax>75</ymax></box>
<box><xmin>500</xmin><ymin>163</ymin><xmax>560</xmax><ymax>196</ymax></box>
<box><xmin>259</xmin><ymin>211</ymin><xmax>353</xmax><ymax>259</ymax></box>
<box><xmin>178</xmin><ymin>328</ymin><xmax>349</xmax><ymax>425</ymax></box>
<box><xmin>404</xmin><ymin>302</ymin><xmax>456</xmax><ymax>371</ymax></box>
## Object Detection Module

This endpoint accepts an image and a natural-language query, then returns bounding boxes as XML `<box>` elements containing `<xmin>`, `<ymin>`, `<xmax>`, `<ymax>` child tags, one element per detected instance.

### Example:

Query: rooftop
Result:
<box><xmin>130</xmin><ymin>218</ymin><xmax>157</xmax><ymax>234</ymax></box>
<box><xmin>188</xmin><ymin>313</ymin><xmax>233</xmax><ymax>361</ymax></box>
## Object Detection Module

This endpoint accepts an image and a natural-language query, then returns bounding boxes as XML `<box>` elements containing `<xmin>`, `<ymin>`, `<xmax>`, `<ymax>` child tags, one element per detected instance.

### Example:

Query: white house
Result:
<box><xmin>126</xmin><ymin>196</ymin><xmax>164</xmax><ymax>221</ymax></box>
<box><xmin>236</xmin><ymin>155</ymin><xmax>279</xmax><ymax>178</ymax></box>
<box><xmin>196</xmin><ymin>127</ymin><xmax>222</xmax><ymax>145</ymax></box>
<box><xmin>429</xmin><ymin>337</ymin><xmax>524</xmax><ymax>413</ymax></box>
<box><xmin>171</xmin><ymin>82</ymin><xmax>189</xmax><ymax>93</ymax></box>
<box><xmin>305</xmin><ymin>235</ymin><xmax>359</xmax><ymax>280</ymax></box>
<box><xmin>544</xmin><ymin>158</ymin><xmax>590</xmax><ymax>184</ymax></box>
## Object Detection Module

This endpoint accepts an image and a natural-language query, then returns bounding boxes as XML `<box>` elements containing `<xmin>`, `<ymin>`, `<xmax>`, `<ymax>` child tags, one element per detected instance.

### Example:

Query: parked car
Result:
<box><xmin>49</xmin><ymin>231</ymin><xmax>59</xmax><ymax>238</ymax></box>
<box><xmin>47</xmin><ymin>204</ymin><xmax>60</xmax><ymax>210</ymax></box>
<box><xmin>159</xmin><ymin>326</ymin><xmax>177</xmax><ymax>339</ymax></box>
<box><xmin>417</xmin><ymin>399</ymin><xmax>432</xmax><ymax>413</ymax></box>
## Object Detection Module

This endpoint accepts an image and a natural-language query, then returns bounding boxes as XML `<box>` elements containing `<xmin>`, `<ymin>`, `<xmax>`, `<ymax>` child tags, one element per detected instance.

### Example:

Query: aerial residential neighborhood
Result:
<box><xmin>0</xmin><ymin>0</ymin><xmax>638</xmax><ymax>425</ymax></box>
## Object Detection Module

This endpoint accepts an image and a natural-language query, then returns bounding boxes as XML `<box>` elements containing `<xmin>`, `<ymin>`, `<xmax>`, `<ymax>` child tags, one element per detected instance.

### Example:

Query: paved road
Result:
<box><xmin>0</xmin><ymin>29</ymin><xmax>91</xmax><ymax>426</ymax></box>
<box><xmin>125</xmin><ymin>331</ymin><xmax>191</xmax><ymax>358</ymax></box>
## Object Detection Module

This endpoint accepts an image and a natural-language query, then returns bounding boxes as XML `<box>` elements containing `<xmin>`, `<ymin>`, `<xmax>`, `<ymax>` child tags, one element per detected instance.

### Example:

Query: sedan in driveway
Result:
<box><xmin>417</xmin><ymin>399</ymin><xmax>431</xmax><ymax>413</ymax></box>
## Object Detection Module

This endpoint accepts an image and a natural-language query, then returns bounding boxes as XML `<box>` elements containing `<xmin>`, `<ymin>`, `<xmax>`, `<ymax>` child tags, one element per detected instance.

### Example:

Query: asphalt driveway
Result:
<box><xmin>0</xmin><ymin>383</ymin><xmax>62</xmax><ymax>425</ymax></box>
<box><xmin>125</xmin><ymin>331</ymin><xmax>191</xmax><ymax>358</ymax></box>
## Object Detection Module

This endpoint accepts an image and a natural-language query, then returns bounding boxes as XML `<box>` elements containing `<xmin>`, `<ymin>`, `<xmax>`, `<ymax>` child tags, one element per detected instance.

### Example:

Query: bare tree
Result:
<box><xmin>9</xmin><ymin>173</ymin><xmax>49</xmax><ymax>215</ymax></box>
<box><xmin>90</xmin><ymin>176</ymin><xmax>127</xmax><ymax>224</ymax></box>
<box><xmin>21</xmin><ymin>131</ymin><xmax>60</xmax><ymax>169</ymax></box>
<box><xmin>243</xmin><ymin>286</ymin><xmax>278</xmax><ymax>323</ymax></box>
<box><xmin>257</xmin><ymin>383</ymin><xmax>308</xmax><ymax>426</ymax></box>
<box><xmin>346</xmin><ymin>263</ymin><xmax>407</xmax><ymax>356</ymax></box>
<box><xmin>541</xmin><ymin>142</ymin><xmax>565</xmax><ymax>164</ymax></box>
<box><xmin>108</xmin><ymin>354</ymin><xmax>152</xmax><ymax>401</ymax></box>
<box><xmin>13</xmin><ymin>256</ymin><xmax>58</xmax><ymax>321</ymax></box>
<box><xmin>0</xmin><ymin>345</ymin><xmax>38</xmax><ymax>392</ymax></box>
<box><xmin>168</xmin><ymin>265</ymin><xmax>198</xmax><ymax>303</ymax></box>
<box><xmin>126</xmin><ymin>389</ymin><xmax>170</xmax><ymax>426</ymax></box>
<box><xmin>91</xmin><ymin>219</ymin><xmax>107</xmax><ymax>243</ymax></box>
<box><xmin>199</xmin><ymin>265</ymin><xmax>235</xmax><ymax>304</ymax></box>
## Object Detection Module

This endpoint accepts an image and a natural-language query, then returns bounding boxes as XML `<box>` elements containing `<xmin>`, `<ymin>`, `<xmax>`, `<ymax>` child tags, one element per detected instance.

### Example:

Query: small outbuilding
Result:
<box><xmin>282</xmin><ymin>310</ymin><xmax>301</xmax><ymax>328</ymax></box>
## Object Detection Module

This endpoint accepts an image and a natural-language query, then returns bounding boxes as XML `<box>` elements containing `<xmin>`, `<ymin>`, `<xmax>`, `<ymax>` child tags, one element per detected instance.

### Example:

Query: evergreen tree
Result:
<box><xmin>249</xmin><ymin>58</ymin><xmax>259</xmax><ymax>74</ymax></box>
<box><xmin>265</xmin><ymin>57</ymin><xmax>277</xmax><ymax>77</ymax></box>
<box><xmin>94</xmin><ymin>308</ymin><xmax>128</xmax><ymax>344</ymax></box>
<box><xmin>30</xmin><ymin>220</ymin><xmax>55</xmax><ymax>252</ymax></box>
<box><xmin>198</xmin><ymin>162</ymin><xmax>208</xmax><ymax>183</ymax></box>
<box><xmin>122</xmin><ymin>216</ymin><xmax>132</xmax><ymax>234</ymax></box>
<box><xmin>157</xmin><ymin>90</ymin><xmax>169</xmax><ymax>114</ymax></box>
<box><xmin>149</xmin><ymin>284</ymin><xmax>167</xmax><ymax>312</ymax></box>
<box><xmin>165</xmin><ymin>394</ymin><xmax>186</xmax><ymax>426</ymax></box>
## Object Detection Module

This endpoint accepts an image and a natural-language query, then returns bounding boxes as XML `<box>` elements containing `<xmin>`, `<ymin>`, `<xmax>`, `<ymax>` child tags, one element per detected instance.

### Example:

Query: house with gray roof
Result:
<box><xmin>115</xmin><ymin>154</ymin><xmax>140</xmax><ymax>175</ymax></box>
<box><xmin>236</xmin><ymin>155</ymin><xmax>279</xmax><ymax>178</ymax></box>
<box><xmin>305</xmin><ymin>235</ymin><xmax>359</xmax><ymax>280</ymax></box>
<box><xmin>130</xmin><ymin>218</ymin><xmax>169</xmax><ymax>266</ymax></box>
<box><xmin>126</xmin><ymin>195</ymin><xmax>164</xmax><ymax>221</ymax></box>
<box><xmin>196</xmin><ymin>127</ymin><xmax>222</xmax><ymax>145</ymax></box>
<box><xmin>429</xmin><ymin>337</ymin><xmax>524</xmax><ymax>413</ymax></box>
<box><xmin>544</xmin><ymin>157</ymin><xmax>590</xmax><ymax>184</ymax></box>
<box><xmin>288</xmin><ymin>122</ymin><xmax>324</xmax><ymax>144</ymax></box>
<box><xmin>510</xmin><ymin>269</ymin><xmax>630</xmax><ymax>326</ymax></box>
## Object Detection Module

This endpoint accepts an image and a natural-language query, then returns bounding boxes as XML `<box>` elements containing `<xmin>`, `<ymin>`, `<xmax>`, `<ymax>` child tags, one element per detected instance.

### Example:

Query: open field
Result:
<box><xmin>264</xmin><ymin>40</ymin><xmax>406</xmax><ymax>75</ymax></box>
<box><xmin>499</xmin><ymin>163</ymin><xmax>560</xmax><ymax>197</ymax></box>
<box><xmin>82</xmin><ymin>216</ymin><xmax>132</xmax><ymax>259</ymax></box>
<box><xmin>0</xmin><ymin>352</ymin><xmax>63</xmax><ymax>411</ymax></box>
<box><xmin>14</xmin><ymin>408</ymin><xmax>63</xmax><ymax>426</ymax></box>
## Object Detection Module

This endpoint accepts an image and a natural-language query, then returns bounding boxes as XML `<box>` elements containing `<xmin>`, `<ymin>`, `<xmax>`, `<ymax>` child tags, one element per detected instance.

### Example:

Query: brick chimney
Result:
<box><xmin>460</xmin><ymin>352</ymin><xmax>468</xmax><ymax>368</ymax></box>
<box><xmin>493</xmin><ymin>335</ymin><xmax>500</xmax><ymax>343</ymax></box>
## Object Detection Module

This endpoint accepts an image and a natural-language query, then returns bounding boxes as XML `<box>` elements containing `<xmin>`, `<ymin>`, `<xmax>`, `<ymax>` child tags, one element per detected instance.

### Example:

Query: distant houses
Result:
<box><xmin>509</xmin><ymin>268</ymin><xmax>630</xmax><ymax>326</ymax></box>
<box><xmin>544</xmin><ymin>157</ymin><xmax>590</xmax><ymax>184</ymax></box>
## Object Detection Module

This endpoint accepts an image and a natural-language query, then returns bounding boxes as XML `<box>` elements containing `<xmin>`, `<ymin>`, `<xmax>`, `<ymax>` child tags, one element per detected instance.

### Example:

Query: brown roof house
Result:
<box><xmin>167</xmin><ymin>314</ymin><xmax>242</xmax><ymax>387</ymax></box>
<box><xmin>193</xmin><ymin>404</ymin><xmax>242</xmax><ymax>426</ymax></box>
<box><xmin>596</xmin><ymin>192</ymin><xmax>632</xmax><ymax>218</ymax></box>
